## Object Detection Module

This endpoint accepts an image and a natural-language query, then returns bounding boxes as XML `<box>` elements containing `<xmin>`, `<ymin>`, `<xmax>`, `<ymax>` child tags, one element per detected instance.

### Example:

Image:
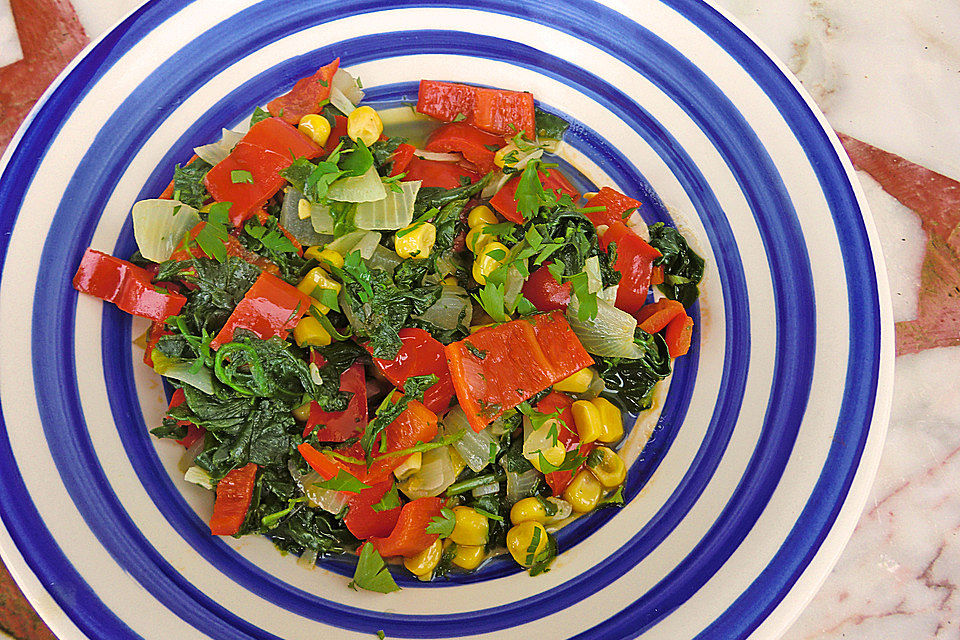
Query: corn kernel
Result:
<box><xmin>404</xmin><ymin>539</ymin><xmax>442</xmax><ymax>578</ymax></box>
<box><xmin>451</xmin><ymin>543</ymin><xmax>486</xmax><ymax>571</ymax></box>
<box><xmin>587</xmin><ymin>446</ymin><xmax>627</xmax><ymax>488</ymax></box>
<box><xmin>591</xmin><ymin>397</ymin><xmax>624</xmax><ymax>444</ymax></box>
<box><xmin>571</xmin><ymin>400</ymin><xmax>602</xmax><ymax>445</ymax></box>
<box><xmin>298</xmin><ymin>114</ymin><xmax>332</xmax><ymax>147</ymax></box>
<box><xmin>297</xmin><ymin>198</ymin><xmax>313</xmax><ymax>220</ymax></box>
<box><xmin>449</xmin><ymin>506</ymin><xmax>489</xmax><ymax>547</ymax></box>
<box><xmin>347</xmin><ymin>105</ymin><xmax>383</xmax><ymax>147</ymax></box>
<box><xmin>395</xmin><ymin>222</ymin><xmax>437</xmax><ymax>259</ymax></box>
<box><xmin>292</xmin><ymin>401</ymin><xmax>312</xmax><ymax>422</ymax></box>
<box><xmin>293</xmin><ymin>316</ymin><xmax>331</xmax><ymax>347</ymax></box>
<box><xmin>303</xmin><ymin>245</ymin><xmax>324</xmax><ymax>261</ymax></box>
<box><xmin>393</xmin><ymin>451</ymin><xmax>422</xmax><ymax>481</ymax></box>
<box><xmin>510</xmin><ymin>497</ymin><xmax>548</xmax><ymax>525</ymax></box>
<box><xmin>465</xmin><ymin>225</ymin><xmax>494</xmax><ymax>254</ymax></box>
<box><xmin>522</xmin><ymin>417</ymin><xmax>567</xmax><ymax>472</ymax></box>
<box><xmin>494</xmin><ymin>143</ymin><xmax>519</xmax><ymax>169</ymax></box>
<box><xmin>506</xmin><ymin>521</ymin><xmax>548</xmax><ymax>567</ymax></box>
<box><xmin>296</xmin><ymin>266</ymin><xmax>342</xmax><ymax>313</ymax></box>
<box><xmin>467</xmin><ymin>205</ymin><xmax>498</xmax><ymax>228</ymax></box>
<box><xmin>472</xmin><ymin>241</ymin><xmax>508</xmax><ymax>285</ymax></box>
<box><xmin>563</xmin><ymin>469</ymin><xmax>603</xmax><ymax>513</ymax></box>
<box><xmin>314</xmin><ymin>248</ymin><xmax>344</xmax><ymax>269</ymax></box>
<box><xmin>553</xmin><ymin>368</ymin><xmax>594</xmax><ymax>394</ymax></box>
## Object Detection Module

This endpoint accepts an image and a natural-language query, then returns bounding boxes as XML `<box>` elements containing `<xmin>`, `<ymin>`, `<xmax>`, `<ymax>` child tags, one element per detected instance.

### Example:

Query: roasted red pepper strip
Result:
<box><xmin>417</xmin><ymin>80</ymin><xmax>535</xmax><ymax>137</ymax></box>
<box><xmin>663</xmin><ymin>311</ymin><xmax>694</xmax><ymax>358</ymax></box>
<box><xmin>343</xmin><ymin>480</ymin><xmax>402</xmax><ymax>540</ymax></box>
<box><xmin>489</xmin><ymin>168</ymin><xmax>581</xmax><ymax>223</ymax></box>
<box><xmin>520</xmin><ymin>263</ymin><xmax>572</xmax><ymax>312</ymax></box>
<box><xmin>600</xmin><ymin>223</ymin><xmax>662</xmax><ymax>316</ymax></box>
<box><xmin>209</xmin><ymin>463</ymin><xmax>258</xmax><ymax>535</ymax></box>
<box><xmin>267</xmin><ymin>58</ymin><xmax>340</xmax><ymax>125</ymax></box>
<box><xmin>368</xmin><ymin>496</ymin><xmax>443</xmax><ymax>558</ymax></box>
<box><xmin>389</xmin><ymin>143</ymin><xmax>416</xmax><ymax>177</ymax></box>
<box><xmin>636</xmin><ymin>298</ymin><xmax>685</xmax><ymax>334</ymax></box>
<box><xmin>143</xmin><ymin>320</ymin><xmax>172</xmax><ymax>367</ymax></box>
<box><xmin>368</xmin><ymin>328</ymin><xmax>456</xmax><ymax>415</ymax></box>
<box><xmin>444</xmin><ymin>311</ymin><xmax>593</xmax><ymax>431</ymax></box>
<box><xmin>536</xmin><ymin>392</ymin><xmax>596</xmax><ymax>495</ymax></box>
<box><xmin>298</xmin><ymin>442</ymin><xmax>343</xmax><ymax>480</ymax></box>
<box><xmin>167</xmin><ymin>222</ymin><xmax>280</xmax><ymax>274</ymax></box>
<box><xmin>303</xmin><ymin>361</ymin><xmax>368</xmax><ymax>442</ymax></box>
<box><xmin>424</xmin><ymin>122</ymin><xmax>503</xmax><ymax>175</ymax></box>
<box><xmin>73</xmin><ymin>249</ymin><xmax>187</xmax><ymax>321</ymax></box>
<box><xmin>209</xmin><ymin>271</ymin><xmax>312</xmax><ymax>349</ymax></box>
<box><xmin>584</xmin><ymin>187</ymin><xmax>642</xmax><ymax>228</ymax></box>
<box><xmin>401</xmin><ymin>156</ymin><xmax>478</xmax><ymax>189</ymax></box>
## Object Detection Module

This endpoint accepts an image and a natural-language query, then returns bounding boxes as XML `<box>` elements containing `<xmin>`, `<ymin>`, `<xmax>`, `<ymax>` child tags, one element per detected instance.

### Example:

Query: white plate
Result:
<box><xmin>0</xmin><ymin>0</ymin><xmax>892</xmax><ymax>638</ymax></box>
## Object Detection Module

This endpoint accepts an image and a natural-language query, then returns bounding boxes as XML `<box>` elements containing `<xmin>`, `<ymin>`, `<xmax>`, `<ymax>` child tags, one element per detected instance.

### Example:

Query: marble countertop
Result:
<box><xmin>1</xmin><ymin>0</ymin><xmax>958</xmax><ymax>638</ymax></box>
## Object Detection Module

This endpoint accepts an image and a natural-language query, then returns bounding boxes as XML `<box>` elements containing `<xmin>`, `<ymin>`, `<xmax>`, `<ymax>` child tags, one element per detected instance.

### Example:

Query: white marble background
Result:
<box><xmin>12</xmin><ymin>0</ymin><xmax>959</xmax><ymax>638</ymax></box>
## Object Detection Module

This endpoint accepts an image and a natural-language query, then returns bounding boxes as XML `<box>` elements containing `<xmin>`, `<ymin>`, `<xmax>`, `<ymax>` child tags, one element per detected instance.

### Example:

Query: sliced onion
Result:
<box><xmin>503</xmin><ymin>263</ymin><xmax>526</xmax><ymax>311</ymax></box>
<box><xmin>442</xmin><ymin>407</ymin><xmax>498</xmax><ymax>472</ymax></box>
<box><xmin>472</xmin><ymin>482</ymin><xmax>500</xmax><ymax>498</ymax></box>
<box><xmin>178</xmin><ymin>437</ymin><xmax>207</xmax><ymax>474</ymax></box>
<box><xmin>280</xmin><ymin>187</ymin><xmax>331</xmax><ymax>245</ymax></box>
<box><xmin>366</xmin><ymin>244</ymin><xmax>403</xmax><ymax>273</ymax></box>
<box><xmin>584</xmin><ymin>255</ymin><xmax>602</xmax><ymax>294</ymax></box>
<box><xmin>193</xmin><ymin>128</ymin><xmax>244</xmax><ymax>165</ymax></box>
<box><xmin>544</xmin><ymin>497</ymin><xmax>572</xmax><ymax>524</ymax></box>
<box><xmin>154</xmin><ymin>359</ymin><xmax>215</xmax><ymax>395</ymax></box>
<box><xmin>329</xmin><ymin>86</ymin><xmax>357</xmax><ymax>117</ymax></box>
<box><xmin>354</xmin><ymin>180</ymin><xmax>420</xmax><ymax>230</ymax></box>
<box><xmin>412</xmin><ymin>285</ymin><xmax>470</xmax><ymax>331</ymax></box>
<box><xmin>308</xmin><ymin>203</ymin><xmax>335</xmax><ymax>235</ymax></box>
<box><xmin>132</xmin><ymin>199</ymin><xmax>200</xmax><ymax>262</ymax></box>
<box><xmin>325</xmin><ymin>229</ymin><xmax>367</xmax><ymax>255</ymax></box>
<box><xmin>331</xmin><ymin>68</ymin><xmax>364</xmax><ymax>105</ymax></box>
<box><xmin>413</xmin><ymin>149</ymin><xmax>461</xmax><ymax>162</ymax></box>
<box><xmin>505</xmin><ymin>468</ymin><xmax>541</xmax><ymax>503</ymax></box>
<box><xmin>566</xmin><ymin>297</ymin><xmax>643</xmax><ymax>359</ymax></box>
<box><xmin>600</xmin><ymin>284</ymin><xmax>618</xmax><ymax>305</ymax></box>
<box><xmin>625</xmin><ymin>210</ymin><xmax>649</xmax><ymax>239</ymax></box>
<box><xmin>299</xmin><ymin>469</ymin><xmax>351</xmax><ymax>514</ymax></box>
<box><xmin>327</xmin><ymin>166</ymin><xmax>386</xmax><ymax>203</ymax></box>
<box><xmin>351</xmin><ymin>230</ymin><xmax>382</xmax><ymax>260</ymax></box>
<box><xmin>183</xmin><ymin>466</ymin><xmax>214</xmax><ymax>490</ymax></box>
<box><xmin>297</xmin><ymin>549</ymin><xmax>319</xmax><ymax>569</ymax></box>
<box><xmin>481</xmin><ymin>171</ymin><xmax>512</xmax><ymax>199</ymax></box>
<box><xmin>397</xmin><ymin>446</ymin><xmax>458</xmax><ymax>499</ymax></box>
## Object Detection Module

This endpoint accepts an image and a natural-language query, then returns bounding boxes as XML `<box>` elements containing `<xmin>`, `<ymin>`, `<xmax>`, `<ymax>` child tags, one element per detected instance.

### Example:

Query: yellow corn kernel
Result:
<box><xmin>314</xmin><ymin>248</ymin><xmax>344</xmax><ymax>269</ymax></box>
<box><xmin>451</xmin><ymin>543</ymin><xmax>486</xmax><ymax>570</ymax></box>
<box><xmin>347</xmin><ymin>105</ymin><xmax>383</xmax><ymax>147</ymax></box>
<box><xmin>571</xmin><ymin>400</ymin><xmax>602</xmax><ymax>445</ymax></box>
<box><xmin>303</xmin><ymin>245</ymin><xmax>324</xmax><ymax>261</ymax></box>
<box><xmin>467</xmin><ymin>205</ymin><xmax>498</xmax><ymax>228</ymax></box>
<box><xmin>297</xmin><ymin>114</ymin><xmax>332</xmax><ymax>147</ymax></box>
<box><xmin>465</xmin><ymin>225</ymin><xmax>494</xmax><ymax>254</ymax></box>
<box><xmin>506</xmin><ymin>521</ymin><xmax>548</xmax><ymax>567</ymax></box>
<box><xmin>395</xmin><ymin>222</ymin><xmax>437</xmax><ymax>259</ymax></box>
<box><xmin>449</xmin><ymin>506</ymin><xmax>489</xmax><ymax>547</ymax></box>
<box><xmin>472</xmin><ymin>241</ymin><xmax>508</xmax><ymax>285</ymax></box>
<box><xmin>293</xmin><ymin>316</ymin><xmax>331</xmax><ymax>348</ymax></box>
<box><xmin>510</xmin><ymin>497</ymin><xmax>548</xmax><ymax>525</ymax></box>
<box><xmin>292</xmin><ymin>401</ymin><xmax>312</xmax><ymax>422</ymax></box>
<box><xmin>297</xmin><ymin>198</ymin><xmax>313</xmax><ymax>220</ymax></box>
<box><xmin>525</xmin><ymin>441</ymin><xmax>566</xmax><ymax>473</ymax></box>
<box><xmin>591</xmin><ymin>397</ymin><xmax>624</xmax><ymax>444</ymax></box>
<box><xmin>587</xmin><ymin>446</ymin><xmax>627</xmax><ymax>488</ymax></box>
<box><xmin>493</xmin><ymin>143</ymin><xmax>519</xmax><ymax>169</ymax></box>
<box><xmin>553</xmin><ymin>368</ymin><xmax>594</xmax><ymax>394</ymax></box>
<box><xmin>404</xmin><ymin>539</ymin><xmax>442</xmax><ymax>578</ymax></box>
<box><xmin>563</xmin><ymin>469</ymin><xmax>603</xmax><ymax>513</ymax></box>
<box><xmin>393</xmin><ymin>451</ymin><xmax>422</xmax><ymax>481</ymax></box>
<box><xmin>296</xmin><ymin>266</ymin><xmax>342</xmax><ymax>313</ymax></box>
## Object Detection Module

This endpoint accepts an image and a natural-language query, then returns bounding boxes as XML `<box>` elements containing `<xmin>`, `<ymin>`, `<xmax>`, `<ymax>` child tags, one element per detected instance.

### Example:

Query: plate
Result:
<box><xmin>0</xmin><ymin>0</ymin><xmax>893</xmax><ymax>638</ymax></box>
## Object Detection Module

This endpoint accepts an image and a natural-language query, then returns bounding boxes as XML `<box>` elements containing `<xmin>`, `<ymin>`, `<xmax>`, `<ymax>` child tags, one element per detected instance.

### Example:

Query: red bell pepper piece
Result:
<box><xmin>584</xmin><ymin>187</ymin><xmax>642</xmax><ymax>228</ymax></box>
<box><xmin>167</xmin><ymin>222</ymin><xmax>281</xmax><ymax>274</ymax></box>
<box><xmin>444</xmin><ymin>311</ymin><xmax>593</xmax><ymax>432</ymax></box>
<box><xmin>209</xmin><ymin>271</ymin><xmax>312</xmax><ymax>349</ymax></box>
<box><xmin>165</xmin><ymin>388</ymin><xmax>206</xmax><ymax>449</ymax></box>
<box><xmin>209</xmin><ymin>462</ymin><xmax>258</xmax><ymax>535</ymax></box>
<box><xmin>73</xmin><ymin>249</ymin><xmax>187</xmax><ymax>321</ymax></box>
<box><xmin>636</xmin><ymin>298</ymin><xmax>686</xmax><ymax>334</ymax></box>
<box><xmin>368</xmin><ymin>328</ymin><xmax>456</xmax><ymax>415</ymax></box>
<box><xmin>401</xmin><ymin>156</ymin><xmax>479</xmax><ymax>189</ymax></box>
<box><xmin>303</xmin><ymin>362</ymin><xmax>368</xmax><ymax>442</ymax></box>
<box><xmin>600</xmin><ymin>223</ymin><xmax>662</xmax><ymax>316</ymax></box>
<box><xmin>143</xmin><ymin>320</ymin><xmax>172</xmax><ymax>367</ymax></box>
<box><xmin>536</xmin><ymin>392</ymin><xmax>596</xmax><ymax>495</ymax></box>
<box><xmin>241</xmin><ymin>117</ymin><xmax>321</xmax><ymax>160</ymax></box>
<box><xmin>489</xmin><ymin>167</ymin><xmax>581</xmax><ymax>223</ymax></box>
<box><xmin>343</xmin><ymin>479</ymin><xmax>402</xmax><ymax>540</ymax></box>
<box><xmin>298</xmin><ymin>442</ymin><xmax>342</xmax><ymax>480</ymax></box>
<box><xmin>389</xmin><ymin>143</ymin><xmax>416</xmax><ymax>177</ymax></box>
<box><xmin>417</xmin><ymin>80</ymin><xmax>535</xmax><ymax>137</ymax></box>
<box><xmin>663</xmin><ymin>311</ymin><xmax>694</xmax><ymax>358</ymax></box>
<box><xmin>323</xmin><ymin>115</ymin><xmax>348</xmax><ymax>156</ymax></box>
<box><xmin>520</xmin><ymin>263</ymin><xmax>572</xmax><ymax>312</ymax></box>
<box><xmin>424</xmin><ymin>122</ymin><xmax>503</xmax><ymax>175</ymax></box>
<box><xmin>368</xmin><ymin>496</ymin><xmax>444</xmax><ymax>558</ymax></box>
<box><xmin>650</xmin><ymin>265</ymin><xmax>664</xmax><ymax>286</ymax></box>
<box><xmin>267</xmin><ymin>58</ymin><xmax>340</xmax><ymax>125</ymax></box>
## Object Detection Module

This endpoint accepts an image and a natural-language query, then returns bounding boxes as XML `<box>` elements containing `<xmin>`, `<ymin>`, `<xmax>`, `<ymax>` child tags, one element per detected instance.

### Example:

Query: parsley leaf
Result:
<box><xmin>403</xmin><ymin>373</ymin><xmax>439</xmax><ymax>402</ymax></box>
<box><xmin>349</xmin><ymin>544</ymin><xmax>400</xmax><ymax>593</ymax></box>
<box><xmin>313</xmin><ymin>469</ymin><xmax>370</xmax><ymax>493</ymax></box>
<box><xmin>231</xmin><ymin>169</ymin><xmax>254</xmax><ymax>184</ymax></box>
<box><xmin>194</xmin><ymin>202</ymin><xmax>231</xmax><ymax>261</ymax></box>
<box><xmin>250</xmin><ymin>106</ymin><xmax>271</xmax><ymax>126</ymax></box>
<box><xmin>426</xmin><ymin>507</ymin><xmax>456</xmax><ymax>537</ymax></box>
<box><xmin>371</xmin><ymin>484</ymin><xmax>401</xmax><ymax>512</ymax></box>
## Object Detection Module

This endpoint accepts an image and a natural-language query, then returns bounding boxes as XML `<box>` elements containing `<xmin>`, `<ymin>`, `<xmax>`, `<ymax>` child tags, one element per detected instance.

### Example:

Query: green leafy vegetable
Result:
<box><xmin>314</xmin><ymin>469</ymin><xmax>371</xmax><ymax>493</ymax></box>
<box><xmin>597</xmin><ymin>329</ymin><xmax>672</xmax><ymax>413</ymax></box>
<box><xmin>534</xmin><ymin>107</ymin><xmax>570</xmax><ymax>140</ymax></box>
<box><xmin>349</xmin><ymin>543</ymin><xmax>401</xmax><ymax>593</ymax></box>
<box><xmin>231</xmin><ymin>169</ymin><xmax>254</xmax><ymax>184</ymax></box>
<box><xmin>426</xmin><ymin>507</ymin><xmax>456</xmax><ymax>537</ymax></box>
<box><xmin>648</xmin><ymin>222</ymin><xmax>705</xmax><ymax>308</ymax></box>
<box><xmin>172</xmin><ymin>159</ymin><xmax>212</xmax><ymax>209</ymax></box>
<box><xmin>371</xmin><ymin>484</ymin><xmax>401</xmax><ymax>512</ymax></box>
<box><xmin>250</xmin><ymin>106</ymin><xmax>271</xmax><ymax>126</ymax></box>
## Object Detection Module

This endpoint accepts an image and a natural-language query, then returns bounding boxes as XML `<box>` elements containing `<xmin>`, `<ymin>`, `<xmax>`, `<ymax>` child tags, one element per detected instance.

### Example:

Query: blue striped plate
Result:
<box><xmin>0</xmin><ymin>1</ymin><xmax>893</xmax><ymax>638</ymax></box>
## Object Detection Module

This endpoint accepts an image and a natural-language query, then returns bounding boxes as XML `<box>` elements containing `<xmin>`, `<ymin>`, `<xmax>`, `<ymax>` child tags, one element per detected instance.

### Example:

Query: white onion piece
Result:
<box><xmin>472</xmin><ymin>482</ymin><xmax>500</xmax><ymax>498</ymax></box>
<box><xmin>544</xmin><ymin>497</ymin><xmax>572</xmax><ymax>523</ymax></box>
<box><xmin>327</xmin><ymin>166</ymin><xmax>386</xmax><ymax>203</ymax></box>
<box><xmin>512</xmin><ymin>147</ymin><xmax>543</xmax><ymax>171</ymax></box>
<box><xmin>600</xmin><ymin>284</ymin><xmax>618</xmax><ymax>305</ymax></box>
<box><xmin>503</xmin><ymin>263</ymin><xmax>526</xmax><ymax>311</ymax></box>
<box><xmin>328</xmin><ymin>86</ymin><xmax>357</xmax><ymax>117</ymax></box>
<box><xmin>308</xmin><ymin>203</ymin><xmax>335</xmax><ymax>235</ymax></box>
<box><xmin>566</xmin><ymin>297</ymin><xmax>643</xmax><ymax>359</ymax></box>
<box><xmin>481</xmin><ymin>171</ymin><xmax>512</xmax><ymax>199</ymax></box>
<box><xmin>367</xmin><ymin>244</ymin><xmax>403</xmax><ymax>273</ymax></box>
<box><xmin>325</xmin><ymin>229</ymin><xmax>367</xmax><ymax>255</ymax></box>
<box><xmin>297</xmin><ymin>549</ymin><xmax>319</xmax><ymax>569</ymax></box>
<box><xmin>398</xmin><ymin>446</ymin><xmax>458</xmax><ymax>499</ymax></box>
<box><xmin>412</xmin><ymin>285</ymin><xmax>470</xmax><ymax>331</ymax></box>
<box><xmin>584</xmin><ymin>255</ymin><xmax>602</xmax><ymax>294</ymax></box>
<box><xmin>351</xmin><ymin>230</ymin><xmax>382</xmax><ymax>260</ymax></box>
<box><xmin>331</xmin><ymin>68</ymin><xmax>364</xmax><ymax>105</ymax></box>
<box><xmin>280</xmin><ymin>187</ymin><xmax>331</xmax><ymax>245</ymax></box>
<box><xmin>505</xmin><ymin>468</ymin><xmax>540</xmax><ymax>503</ymax></box>
<box><xmin>354</xmin><ymin>180</ymin><xmax>420</xmax><ymax>230</ymax></box>
<box><xmin>132</xmin><ymin>199</ymin><xmax>200</xmax><ymax>262</ymax></box>
<box><xmin>154</xmin><ymin>360</ymin><xmax>215</xmax><ymax>395</ymax></box>
<box><xmin>442</xmin><ymin>407</ymin><xmax>498</xmax><ymax>472</ymax></box>
<box><xmin>183</xmin><ymin>466</ymin><xmax>214</xmax><ymax>490</ymax></box>
<box><xmin>193</xmin><ymin>128</ymin><xmax>244</xmax><ymax>165</ymax></box>
<box><xmin>413</xmin><ymin>149</ymin><xmax>462</xmax><ymax>162</ymax></box>
<box><xmin>300</xmin><ymin>470</ymin><xmax>351</xmax><ymax>513</ymax></box>
<box><xmin>178</xmin><ymin>437</ymin><xmax>207</xmax><ymax>474</ymax></box>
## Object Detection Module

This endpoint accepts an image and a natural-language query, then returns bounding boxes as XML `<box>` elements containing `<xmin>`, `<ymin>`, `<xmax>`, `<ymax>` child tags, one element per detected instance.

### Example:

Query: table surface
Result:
<box><xmin>1</xmin><ymin>0</ymin><xmax>958</xmax><ymax>638</ymax></box>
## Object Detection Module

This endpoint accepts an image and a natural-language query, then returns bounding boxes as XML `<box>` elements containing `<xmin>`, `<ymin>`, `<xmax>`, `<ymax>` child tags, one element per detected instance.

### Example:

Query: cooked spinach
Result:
<box><xmin>172</xmin><ymin>159</ymin><xmax>212</xmax><ymax>209</ymax></box>
<box><xmin>648</xmin><ymin>222</ymin><xmax>704</xmax><ymax>308</ymax></box>
<box><xmin>534</xmin><ymin>107</ymin><xmax>570</xmax><ymax>140</ymax></box>
<box><xmin>597</xmin><ymin>329</ymin><xmax>672</xmax><ymax>413</ymax></box>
